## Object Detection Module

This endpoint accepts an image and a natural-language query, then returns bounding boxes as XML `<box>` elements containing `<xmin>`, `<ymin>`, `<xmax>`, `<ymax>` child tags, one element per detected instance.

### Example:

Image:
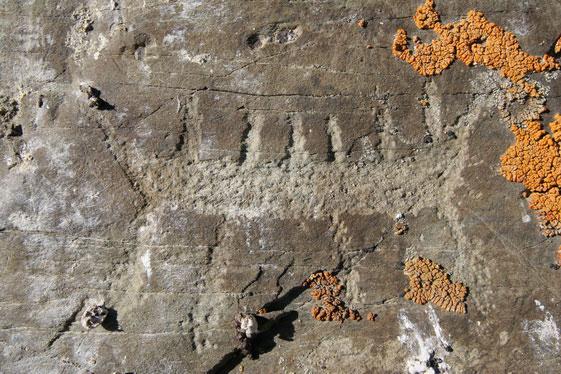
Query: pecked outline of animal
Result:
<box><xmin>392</xmin><ymin>0</ymin><xmax>559</xmax><ymax>97</ymax></box>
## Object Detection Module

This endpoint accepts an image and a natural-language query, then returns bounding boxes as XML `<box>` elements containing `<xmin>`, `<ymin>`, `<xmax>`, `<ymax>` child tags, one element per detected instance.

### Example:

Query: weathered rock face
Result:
<box><xmin>2</xmin><ymin>0</ymin><xmax>561</xmax><ymax>372</ymax></box>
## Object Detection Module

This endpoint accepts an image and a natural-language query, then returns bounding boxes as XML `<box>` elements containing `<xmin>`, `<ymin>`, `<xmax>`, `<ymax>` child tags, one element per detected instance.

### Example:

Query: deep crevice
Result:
<box><xmin>46</xmin><ymin>299</ymin><xmax>84</xmax><ymax>348</ymax></box>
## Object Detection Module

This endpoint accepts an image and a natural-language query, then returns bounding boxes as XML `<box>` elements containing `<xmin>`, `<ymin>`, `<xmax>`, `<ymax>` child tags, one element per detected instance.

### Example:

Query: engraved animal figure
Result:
<box><xmin>392</xmin><ymin>0</ymin><xmax>559</xmax><ymax>97</ymax></box>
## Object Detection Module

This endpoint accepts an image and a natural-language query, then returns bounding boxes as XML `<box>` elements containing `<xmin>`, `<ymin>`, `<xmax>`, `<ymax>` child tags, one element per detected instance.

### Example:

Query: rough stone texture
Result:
<box><xmin>2</xmin><ymin>1</ymin><xmax>561</xmax><ymax>373</ymax></box>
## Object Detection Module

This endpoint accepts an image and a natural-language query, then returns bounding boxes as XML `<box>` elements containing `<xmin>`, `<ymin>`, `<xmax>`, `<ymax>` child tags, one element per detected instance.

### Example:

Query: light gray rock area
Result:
<box><xmin>2</xmin><ymin>0</ymin><xmax>561</xmax><ymax>373</ymax></box>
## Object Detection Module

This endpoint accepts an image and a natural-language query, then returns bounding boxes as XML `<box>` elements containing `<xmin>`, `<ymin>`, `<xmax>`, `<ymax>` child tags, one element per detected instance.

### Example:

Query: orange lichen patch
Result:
<box><xmin>528</xmin><ymin>189</ymin><xmax>561</xmax><ymax>237</ymax></box>
<box><xmin>394</xmin><ymin>220</ymin><xmax>409</xmax><ymax>235</ymax></box>
<box><xmin>403</xmin><ymin>257</ymin><xmax>468</xmax><ymax>314</ymax></box>
<box><xmin>556</xmin><ymin>37</ymin><xmax>561</xmax><ymax>54</ymax></box>
<box><xmin>304</xmin><ymin>271</ymin><xmax>361</xmax><ymax>322</ymax></box>
<box><xmin>366</xmin><ymin>311</ymin><xmax>377</xmax><ymax>321</ymax></box>
<box><xmin>256</xmin><ymin>307</ymin><xmax>267</xmax><ymax>315</ymax></box>
<box><xmin>392</xmin><ymin>0</ymin><xmax>559</xmax><ymax>97</ymax></box>
<box><xmin>500</xmin><ymin>115</ymin><xmax>561</xmax><ymax>236</ymax></box>
<box><xmin>356</xmin><ymin>19</ymin><xmax>367</xmax><ymax>28</ymax></box>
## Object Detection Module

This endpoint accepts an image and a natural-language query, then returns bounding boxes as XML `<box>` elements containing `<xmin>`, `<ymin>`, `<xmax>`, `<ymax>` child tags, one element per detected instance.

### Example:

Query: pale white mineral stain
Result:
<box><xmin>427</xmin><ymin>307</ymin><xmax>450</xmax><ymax>349</ymax></box>
<box><xmin>178</xmin><ymin>49</ymin><xmax>212</xmax><ymax>64</ymax></box>
<box><xmin>163</xmin><ymin>28</ymin><xmax>186</xmax><ymax>46</ymax></box>
<box><xmin>398</xmin><ymin>307</ymin><xmax>451</xmax><ymax>374</ymax></box>
<box><xmin>141</xmin><ymin>249</ymin><xmax>152</xmax><ymax>281</ymax></box>
<box><xmin>523</xmin><ymin>301</ymin><xmax>561</xmax><ymax>358</ymax></box>
<box><xmin>535</xmin><ymin>299</ymin><xmax>546</xmax><ymax>312</ymax></box>
<box><xmin>93</xmin><ymin>34</ymin><xmax>108</xmax><ymax>60</ymax></box>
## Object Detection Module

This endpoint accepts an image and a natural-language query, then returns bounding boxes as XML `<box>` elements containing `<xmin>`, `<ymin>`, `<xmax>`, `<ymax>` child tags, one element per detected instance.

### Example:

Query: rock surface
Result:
<box><xmin>2</xmin><ymin>0</ymin><xmax>561</xmax><ymax>372</ymax></box>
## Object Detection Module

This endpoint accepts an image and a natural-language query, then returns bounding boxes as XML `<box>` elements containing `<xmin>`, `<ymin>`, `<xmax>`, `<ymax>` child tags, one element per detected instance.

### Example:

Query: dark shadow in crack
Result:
<box><xmin>102</xmin><ymin>307</ymin><xmax>123</xmax><ymax>332</ymax></box>
<box><xmin>207</xmin><ymin>350</ymin><xmax>245</xmax><ymax>374</ymax></box>
<box><xmin>260</xmin><ymin>285</ymin><xmax>307</xmax><ymax>313</ymax></box>
<box><xmin>96</xmin><ymin>99</ymin><xmax>115</xmax><ymax>111</ymax></box>
<box><xmin>253</xmin><ymin>311</ymin><xmax>297</xmax><ymax>356</ymax></box>
<box><xmin>206</xmin><ymin>311</ymin><xmax>298</xmax><ymax>374</ymax></box>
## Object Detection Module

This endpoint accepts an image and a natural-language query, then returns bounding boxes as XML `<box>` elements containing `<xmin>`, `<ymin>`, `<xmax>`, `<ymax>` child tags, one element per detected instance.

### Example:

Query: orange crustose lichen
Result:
<box><xmin>403</xmin><ymin>257</ymin><xmax>468</xmax><ymax>314</ymax></box>
<box><xmin>303</xmin><ymin>271</ymin><xmax>361</xmax><ymax>322</ymax></box>
<box><xmin>500</xmin><ymin>115</ymin><xmax>561</xmax><ymax>236</ymax></box>
<box><xmin>393</xmin><ymin>0</ymin><xmax>561</xmax><ymax>261</ymax></box>
<box><xmin>392</xmin><ymin>0</ymin><xmax>559</xmax><ymax>97</ymax></box>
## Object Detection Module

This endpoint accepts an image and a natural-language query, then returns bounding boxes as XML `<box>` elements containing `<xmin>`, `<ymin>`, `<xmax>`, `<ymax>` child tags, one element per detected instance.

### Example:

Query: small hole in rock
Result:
<box><xmin>246</xmin><ymin>34</ymin><xmax>261</xmax><ymax>49</ymax></box>
<box><xmin>423</xmin><ymin>134</ymin><xmax>433</xmax><ymax>144</ymax></box>
<box><xmin>446</xmin><ymin>130</ymin><xmax>457</xmax><ymax>139</ymax></box>
<box><xmin>8</xmin><ymin>125</ymin><xmax>23</xmax><ymax>137</ymax></box>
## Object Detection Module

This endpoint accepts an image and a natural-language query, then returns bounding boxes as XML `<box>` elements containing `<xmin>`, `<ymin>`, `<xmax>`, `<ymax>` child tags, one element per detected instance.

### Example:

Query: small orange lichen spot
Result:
<box><xmin>366</xmin><ymin>311</ymin><xmax>377</xmax><ymax>321</ymax></box>
<box><xmin>392</xmin><ymin>0</ymin><xmax>559</xmax><ymax>97</ymax></box>
<box><xmin>418</xmin><ymin>98</ymin><xmax>430</xmax><ymax>107</ymax></box>
<box><xmin>500</xmin><ymin>115</ymin><xmax>561</xmax><ymax>236</ymax></box>
<box><xmin>256</xmin><ymin>307</ymin><xmax>267</xmax><ymax>315</ymax></box>
<box><xmin>357</xmin><ymin>19</ymin><xmax>367</xmax><ymax>28</ymax></box>
<box><xmin>349</xmin><ymin>309</ymin><xmax>362</xmax><ymax>321</ymax></box>
<box><xmin>304</xmin><ymin>271</ymin><xmax>360</xmax><ymax>322</ymax></box>
<box><xmin>506</xmin><ymin>86</ymin><xmax>522</xmax><ymax>96</ymax></box>
<box><xmin>556</xmin><ymin>37</ymin><xmax>561</xmax><ymax>54</ymax></box>
<box><xmin>403</xmin><ymin>257</ymin><xmax>468</xmax><ymax>314</ymax></box>
<box><xmin>394</xmin><ymin>220</ymin><xmax>409</xmax><ymax>235</ymax></box>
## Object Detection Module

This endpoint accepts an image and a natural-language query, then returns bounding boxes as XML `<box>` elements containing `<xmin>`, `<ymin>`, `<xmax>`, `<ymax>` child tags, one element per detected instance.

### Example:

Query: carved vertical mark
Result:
<box><xmin>189</xmin><ymin>94</ymin><xmax>202</xmax><ymax>161</ymax></box>
<box><xmin>176</xmin><ymin>97</ymin><xmax>188</xmax><ymax>153</ymax></box>
<box><xmin>326</xmin><ymin>115</ymin><xmax>343</xmax><ymax>162</ymax></box>
<box><xmin>244</xmin><ymin>113</ymin><xmax>263</xmax><ymax>164</ymax></box>
<box><xmin>377</xmin><ymin>107</ymin><xmax>398</xmax><ymax>161</ymax></box>
<box><xmin>238</xmin><ymin>114</ymin><xmax>251</xmax><ymax>165</ymax></box>
<box><xmin>280</xmin><ymin>114</ymin><xmax>294</xmax><ymax>164</ymax></box>
<box><xmin>291</xmin><ymin>113</ymin><xmax>306</xmax><ymax>163</ymax></box>
<box><xmin>326</xmin><ymin>116</ymin><xmax>335</xmax><ymax>162</ymax></box>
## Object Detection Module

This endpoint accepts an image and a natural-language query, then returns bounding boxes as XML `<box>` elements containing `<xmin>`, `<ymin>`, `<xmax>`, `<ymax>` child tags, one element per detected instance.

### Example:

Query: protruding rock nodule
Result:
<box><xmin>81</xmin><ymin>302</ymin><xmax>109</xmax><ymax>329</ymax></box>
